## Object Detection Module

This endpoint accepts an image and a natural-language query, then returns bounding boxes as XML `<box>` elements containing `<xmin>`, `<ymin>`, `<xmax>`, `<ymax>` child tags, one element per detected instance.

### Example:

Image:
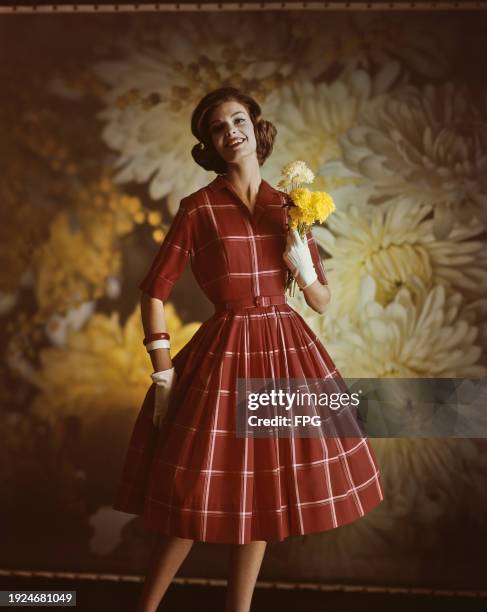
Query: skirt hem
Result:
<box><xmin>112</xmin><ymin>488</ymin><xmax>384</xmax><ymax>545</ymax></box>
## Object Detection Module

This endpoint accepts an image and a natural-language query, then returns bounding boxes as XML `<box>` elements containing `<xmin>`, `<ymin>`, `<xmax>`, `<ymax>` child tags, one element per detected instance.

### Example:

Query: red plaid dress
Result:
<box><xmin>113</xmin><ymin>174</ymin><xmax>384</xmax><ymax>544</ymax></box>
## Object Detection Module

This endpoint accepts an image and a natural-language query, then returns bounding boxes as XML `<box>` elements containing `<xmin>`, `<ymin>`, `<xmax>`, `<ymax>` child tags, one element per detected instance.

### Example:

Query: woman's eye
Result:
<box><xmin>211</xmin><ymin>117</ymin><xmax>245</xmax><ymax>133</ymax></box>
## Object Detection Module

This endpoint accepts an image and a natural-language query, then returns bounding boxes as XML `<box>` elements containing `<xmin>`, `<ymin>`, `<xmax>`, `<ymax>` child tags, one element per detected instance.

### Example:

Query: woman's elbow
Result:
<box><xmin>140</xmin><ymin>290</ymin><xmax>163</xmax><ymax>303</ymax></box>
<box><xmin>140</xmin><ymin>291</ymin><xmax>165</xmax><ymax>314</ymax></box>
<box><xmin>313</xmin><ymin>285</ymin><xmax>331</xmax><ymax>315</ymax></box>
<box><xmin>314</xmin><ymin>303</ymin><xmax>328</xmax><ymax>315</ymax></box>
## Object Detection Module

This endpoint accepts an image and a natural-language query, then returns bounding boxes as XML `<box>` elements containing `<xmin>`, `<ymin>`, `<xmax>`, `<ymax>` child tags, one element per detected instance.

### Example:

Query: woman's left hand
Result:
<box><xmin>283</xmin><ymin>228</ymin><xmax>318</xmax><ymax>289</ymax></box>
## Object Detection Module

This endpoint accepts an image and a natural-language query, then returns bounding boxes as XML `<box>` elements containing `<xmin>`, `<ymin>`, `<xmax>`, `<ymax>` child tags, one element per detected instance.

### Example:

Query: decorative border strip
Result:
<box><xmin>0</xmin><ymin>2</ymin><xmax>486</xmax><ymax>14</ymax></box>
<box><xmin>0</xmin><ymin>568</ymin><xmax>486</xmax><ymax>597</ymax></box>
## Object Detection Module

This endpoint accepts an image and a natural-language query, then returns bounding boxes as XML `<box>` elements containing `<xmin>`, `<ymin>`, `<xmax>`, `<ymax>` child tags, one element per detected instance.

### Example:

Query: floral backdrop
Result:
<box><xmin>1</xmin><ymin>10</ymin><xmax>487</xmax><ymax>586</ymax></box>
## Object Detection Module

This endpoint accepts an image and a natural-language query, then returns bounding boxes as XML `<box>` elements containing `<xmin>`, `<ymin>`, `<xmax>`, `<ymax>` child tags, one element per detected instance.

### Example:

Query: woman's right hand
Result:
<box><xmin>151</xmin><ymin>367</ymin><xmax>178</xmax><ymax>430</ymax></box>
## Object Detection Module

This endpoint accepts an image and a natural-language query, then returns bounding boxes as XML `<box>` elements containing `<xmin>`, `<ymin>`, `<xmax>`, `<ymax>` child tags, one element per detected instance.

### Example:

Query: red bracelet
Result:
<box><xmin>143</xmin><ymin>332</ymin><xmax>170</xmax><ymax>345</ymax></box>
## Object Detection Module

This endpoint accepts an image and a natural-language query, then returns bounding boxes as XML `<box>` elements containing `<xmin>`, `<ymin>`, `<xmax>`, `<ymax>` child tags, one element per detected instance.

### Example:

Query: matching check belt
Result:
<box><xmin>214</xmin><ymin>294</ymin><xmax>288</xmax><ymax>312</ymax></box>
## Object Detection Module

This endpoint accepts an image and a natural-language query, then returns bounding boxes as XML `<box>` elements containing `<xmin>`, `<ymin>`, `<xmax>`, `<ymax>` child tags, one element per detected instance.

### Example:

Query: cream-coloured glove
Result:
<box><xmin>151</xmin><ymin>367</ymin><xmax>177</xmax><ymax>430</ymax></box>
<box><xmin>283</xmin><ymin>228</ymin><xmax>318</xmax><ymax>289</ymax></box>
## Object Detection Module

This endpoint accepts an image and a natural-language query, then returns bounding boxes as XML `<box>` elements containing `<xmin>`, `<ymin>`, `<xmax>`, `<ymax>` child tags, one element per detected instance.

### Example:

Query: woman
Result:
<box><xmin>114</xmin><ymin>87</ymin><xmax>384</xmax><ymax>612</ymax></box>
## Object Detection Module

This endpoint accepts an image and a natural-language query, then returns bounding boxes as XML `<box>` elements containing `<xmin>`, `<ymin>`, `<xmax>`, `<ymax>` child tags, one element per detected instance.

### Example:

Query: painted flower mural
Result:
<box><xmin>1</xmin><ymin>8</ymin><xmax>487</xmax><ymax>584</ymax></box>
<box><xmin>31</xmin><ymin>302</ymin><xmax>201</xmax><ymax>426</ymax></box>
<box><xmin>327</xmin><ymin>274</ymin><xmax>485</xmax><ymax>378</ymax></box>
<box><xmin>262</xmin><ymin>64</ymin><xmax>403</xmax><ymax>190</ymax></box>
<box><xmin>311</xmin><ymin>185</ymin><xmax>487</xmax><ymax>324</ymax></box>
<box><xmin>322</xmin><ymin>82</ymin><xmax>487</xmax><ymax>240</ymax></box>
<box><xmin>92</xmin><ymin>13</ymin><xmax>312</xmax><ymax>214</ymax></box>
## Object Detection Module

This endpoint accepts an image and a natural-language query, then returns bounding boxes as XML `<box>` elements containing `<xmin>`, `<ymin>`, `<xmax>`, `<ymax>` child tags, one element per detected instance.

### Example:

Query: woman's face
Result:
<box><xmin>207</xmin><ymin>100</ymin><xmax>258</xmax><ymax>168</ymax></box>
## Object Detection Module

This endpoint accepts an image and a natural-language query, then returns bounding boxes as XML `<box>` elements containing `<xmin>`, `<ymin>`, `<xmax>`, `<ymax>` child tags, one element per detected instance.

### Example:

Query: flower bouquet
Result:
<box><xmin>278</xmin><ymin>161</ymin><xmax>335</xmax><ymax>297</ymax></box>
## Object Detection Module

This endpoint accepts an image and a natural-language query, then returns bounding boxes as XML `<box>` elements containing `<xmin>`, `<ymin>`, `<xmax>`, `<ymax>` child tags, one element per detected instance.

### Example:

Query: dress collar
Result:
<box><xmin>208</xmin><ymin>174</ymin><xmax>282</xmax><ymax>202</ymax></box>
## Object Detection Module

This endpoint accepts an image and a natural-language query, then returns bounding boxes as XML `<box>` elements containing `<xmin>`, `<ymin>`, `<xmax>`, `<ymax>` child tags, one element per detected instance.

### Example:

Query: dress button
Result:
<box><xmin>254</xmin><ymin>296</ymin><xmax>262</xmax><ymax>306</ymax></box>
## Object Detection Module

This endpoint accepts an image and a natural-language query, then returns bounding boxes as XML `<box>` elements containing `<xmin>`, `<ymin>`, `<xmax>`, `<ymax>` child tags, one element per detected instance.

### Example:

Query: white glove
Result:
<box><xmin>283</xmin><ymin>229</ymin><xmax>318</xmax><ymax>289</ymax></box>
<box><xmin>151</xmin><ymin>367</ymin><xmax>177</xmax><ymax>430</ymax></box>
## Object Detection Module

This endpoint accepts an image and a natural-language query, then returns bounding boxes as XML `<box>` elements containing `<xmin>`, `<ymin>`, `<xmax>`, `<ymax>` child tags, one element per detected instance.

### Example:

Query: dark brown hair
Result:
<box><xmin>190</xmin><ymin>87</ymin><xmax>277</xmax><ymax>175</ymax></box>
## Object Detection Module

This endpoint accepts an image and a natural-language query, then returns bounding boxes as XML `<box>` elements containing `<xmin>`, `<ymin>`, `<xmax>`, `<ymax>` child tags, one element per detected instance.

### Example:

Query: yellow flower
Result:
<box><xmin>152</xmin><ymin>228</ymin><xmax>165</xmax><ymax>243</ymax></box>
<box><xmin>289</xmin><ymin>187</ymin><xmax>312</xmax><ymax>210</ymax></box>
<box><xmin>310</xmin><ymin>191</ymin><xmax>336</xmax><ymax>222</ymax></box>
<box><xmin>134</xmin><ymin>210</ymin><xmax>145</xmax><ymax>224</ymax></box>
<box><xmin>124</xmin><ymin>195</ymin><xmax>141</xmax><ymax>214</ymax></box>
<box><xmin>35</xmin><ymin>203</ymin><xmax>136</xmax><ymax>315</ymax></box>
<box><xmin>147</xmin><ymin>210</ymin><xmax>162</xmax><ymax>226</ymax></box>
<box><xmin>279</xmin><ymin>159</ymin><xmax>335</xmax><ymax>295</ymax></box>
<box><xmin>283</xmin><ymin>173</ymin><xmax>335</xmax><ymax>228</ymax></box>
<box><xmin>31</xmin><ymin>302</ymin><xmax>202</xmax><ymax>425</ymax></box>
<box><xmin>286</xmin><ymin>187</ymin><xmax>335</xmax><ymax>232</ymax></box>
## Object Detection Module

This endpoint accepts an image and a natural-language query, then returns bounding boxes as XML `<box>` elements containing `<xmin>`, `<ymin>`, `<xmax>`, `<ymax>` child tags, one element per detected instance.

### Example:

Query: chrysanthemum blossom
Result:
<box><xmin>322</xmin><ymin>274</ymin><xmax>486</xmax><ymax>378</ymax></box>
<box><xmin>92</xmin><ymin>14</ymin><xmax>303</xmax><ymax>215</ymax></box>
<box><xmin>323</xmin><ymin>82</ymin><xmax>487</xmax><ymax>239</ymax></box>
<box><xmin>262</xmin><ymin>64</ymin><xmax>400</xmax><ymax>191</ymax></box>
<box><xmin>312</xmin><ymin>187</ymin><xmax>487</xmax><ymax>324</ymax></box>
<box><xmin>281</xmin><ymin>160</ymin><xmax>315</xmax><ymax>184</ymax></box>
<box><xmin>30</xmin><ymin>304</ymin><xmax>202</xmax><ymax>425</ymax></box>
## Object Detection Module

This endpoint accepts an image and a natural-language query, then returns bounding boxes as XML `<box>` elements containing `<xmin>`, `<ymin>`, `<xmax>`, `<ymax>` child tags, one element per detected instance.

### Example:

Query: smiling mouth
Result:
<box><xmin>226</xmin><ymin>138</ymin><xmax>246</xmax><ymax>148</ymax></box>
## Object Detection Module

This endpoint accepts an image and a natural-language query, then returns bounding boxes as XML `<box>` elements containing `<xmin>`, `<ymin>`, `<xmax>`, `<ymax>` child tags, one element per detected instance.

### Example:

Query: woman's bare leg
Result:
<box><xmin>225</xmin><ymin>540</ymin><xmax>267</xmax><ymax>612</ymax></box>
<box><xmin>135</xmin><ymin>534</ymin><xmax>194</xmax><ymax>612</ymax></box>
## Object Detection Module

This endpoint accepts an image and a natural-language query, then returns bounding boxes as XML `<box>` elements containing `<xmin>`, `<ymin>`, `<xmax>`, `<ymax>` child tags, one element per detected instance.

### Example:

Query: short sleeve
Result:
<box><xmin>305</xmin><ymin>228</ymin><xmax>328</xmax><ymax>286</ymax></box>
<box><xmin>138</xmin><ymin>199</ymin><xmax>193</xmax><ymax>300</ymax></box>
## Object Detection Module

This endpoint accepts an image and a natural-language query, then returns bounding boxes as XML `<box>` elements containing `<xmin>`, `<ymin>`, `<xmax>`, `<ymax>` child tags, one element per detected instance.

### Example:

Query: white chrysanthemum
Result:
<box><xmin>261</xmin><ymin>63</ymin><xmax>401</xmax><ymax>192</ymax></box>
<box><xmin>308</xmin><ymin>274</ymin><xmax>486</xmax><ymax>378</ymax></box>
<box><xmin>93</xmin><ymin>13</ymin><xmax>303</xmax><ymax>215</ymax></box>
<box><xmin>280</xmin><ymin>160</ymin><xmax>315</xmax><ymax>185</ymax></box>
<box><xmin>323</xmin><ymin>82</ymin><xmax>487</xmax><ymax>239</ymax></box>
<box><xmin>311</xmin><ymin>186</ymin><xmax>487</xmax><ymax>324</ymax></box>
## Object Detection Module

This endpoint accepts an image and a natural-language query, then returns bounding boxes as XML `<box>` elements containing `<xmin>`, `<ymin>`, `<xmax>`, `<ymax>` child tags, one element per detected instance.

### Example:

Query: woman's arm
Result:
<box><xmin>297</xmin><ymin>278</ymin><xmax>331</xmax><ymax>315</ymax></box>
<box><xmin>140</xmin><ymin>292</ymin><xmax>173</xmax><ymax>372</ymax></box>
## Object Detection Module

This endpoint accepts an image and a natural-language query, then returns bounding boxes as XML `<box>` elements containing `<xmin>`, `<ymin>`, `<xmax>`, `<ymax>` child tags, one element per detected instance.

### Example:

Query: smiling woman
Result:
<box><xmin>113</xmin><ymin>86</ymin><xmax>383</xmax><ymax>612</ymax></box>
<box><xmin>190</xmin><ymin>86</ymin><xmax>277</xmax><ymax>176</ymax></box>
<box><xmin>191</xmin><ymin>90</ymin><xmax>277</xmax><ymax>214</ymax></box>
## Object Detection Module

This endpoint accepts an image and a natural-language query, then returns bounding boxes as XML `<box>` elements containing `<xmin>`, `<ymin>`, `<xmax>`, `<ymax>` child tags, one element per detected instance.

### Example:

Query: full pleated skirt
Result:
<box><xmin>113</xmin><ymin>304</ymin><xmax>384</xmax><ymax>544</ymax></box>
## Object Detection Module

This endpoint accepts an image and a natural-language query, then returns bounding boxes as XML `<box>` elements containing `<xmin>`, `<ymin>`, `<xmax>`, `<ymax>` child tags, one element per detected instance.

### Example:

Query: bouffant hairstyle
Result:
<box><xmin>190</xmin><ymin>87</ymin><xmax>277</xmax><ymax>175</ymax></box>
